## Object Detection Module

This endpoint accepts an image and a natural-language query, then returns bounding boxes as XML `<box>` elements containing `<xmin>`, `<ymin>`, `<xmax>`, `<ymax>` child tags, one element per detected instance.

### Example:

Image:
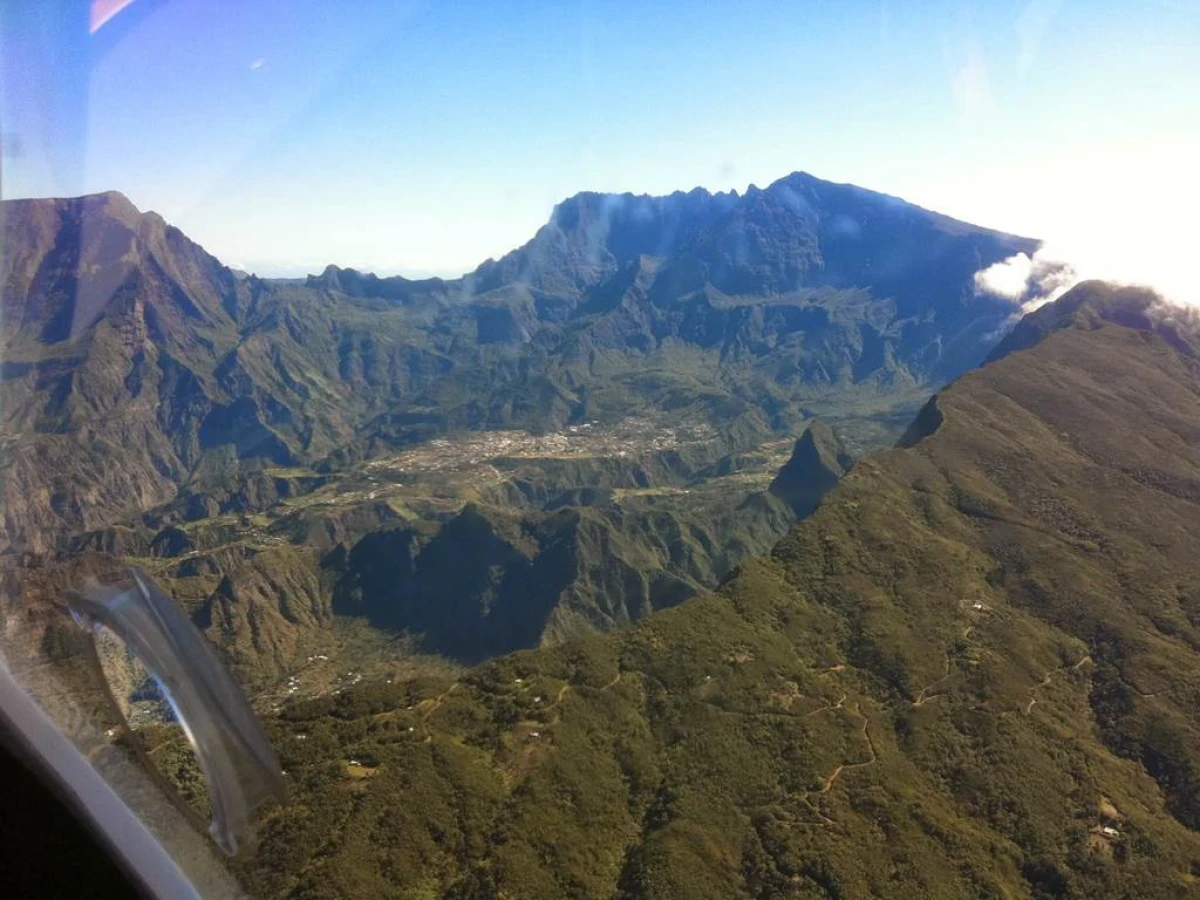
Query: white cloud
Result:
<box><xmin>975</xmin><ymin>247</ymin><xmax>1078</xmax><ymax>311</ymax></box>
<box><xmin>976</xmin><ymin>252</ymin><xmax>1035</xmax><ymax>300</ymax></box>
<box><xmin>250</xmin><ymin>58</ymin><xmax>266</xmax><ymax>71</ymax></box>
<box><xmin>912</xmin><ymin>134</ymin><xmax>1200</xmax><ymax>311</ymax></box>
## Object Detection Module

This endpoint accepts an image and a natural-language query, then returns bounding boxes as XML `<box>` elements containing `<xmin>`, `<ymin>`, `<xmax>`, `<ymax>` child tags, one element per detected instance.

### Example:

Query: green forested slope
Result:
<box><xmin>242</xmin><ymin>284</ymin><xmax>1200</xmax><ymax>899</ymax></box>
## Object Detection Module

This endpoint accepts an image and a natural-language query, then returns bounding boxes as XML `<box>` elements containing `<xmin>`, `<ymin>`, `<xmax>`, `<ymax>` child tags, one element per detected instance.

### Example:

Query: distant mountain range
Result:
<box><xmin>0</xmin><ymin>171</ymin><xmax>1057</xmax><ymax>694</ymax></box>
<box><xmin>0</xmin><ymin>172</ymin><xmax>1036</xmax><ymax>555</ymax></box>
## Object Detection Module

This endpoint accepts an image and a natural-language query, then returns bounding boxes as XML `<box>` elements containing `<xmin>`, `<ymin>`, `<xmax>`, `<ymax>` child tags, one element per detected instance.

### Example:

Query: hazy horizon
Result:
<box><xmin>3</xmin><ymin>168</ymin><xmax>1051</xmax><ymax>283</ymax></box>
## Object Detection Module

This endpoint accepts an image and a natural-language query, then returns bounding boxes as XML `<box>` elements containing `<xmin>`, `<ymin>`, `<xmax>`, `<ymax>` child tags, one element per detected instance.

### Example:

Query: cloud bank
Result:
<box><xmin>975</xmin><ymin>247</ymin><xmax>1078</xmax><ymax>313</ymax></box>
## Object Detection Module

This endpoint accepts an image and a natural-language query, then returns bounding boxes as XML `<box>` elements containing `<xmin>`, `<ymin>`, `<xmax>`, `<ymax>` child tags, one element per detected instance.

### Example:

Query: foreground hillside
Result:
<box><xmin>241</xmin><ymin>284</ymin><xmax>1200</xmax><ymax>899</ymax></box>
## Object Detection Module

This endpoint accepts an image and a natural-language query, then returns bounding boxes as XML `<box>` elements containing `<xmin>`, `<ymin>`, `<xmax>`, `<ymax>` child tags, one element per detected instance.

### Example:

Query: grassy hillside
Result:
<box><xmin>237</xmin><ymin>284</ymin><xmax>1200</xmax><ymax>899</ymax></box>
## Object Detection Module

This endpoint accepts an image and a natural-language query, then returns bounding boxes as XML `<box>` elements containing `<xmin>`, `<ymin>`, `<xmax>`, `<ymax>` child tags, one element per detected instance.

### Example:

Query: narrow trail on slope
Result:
<box><xmin>1025</xmin><ymin>675</ymin><xmax>1051</xmax><ymax>714</ymax></box>
<box><xmin>818</xmin><ymin>764</ymin><xmax>844</xmax><ymax>794</ymax></box>
<box><xmin>805</xmin><ymin>704</ymin><xmax>879</xmax><ymax>825</ymax></box>
<box><xmin>1025</xmin><ymin>655</ymin><xmax>1092</xmax><ymax>715</ymax></box>
<box><xmin>545</xmin><ymin>672</ymin><xmax>624</xmax><ymax>724</ymax></box>
<box><xmin>911</xmin><ymin>622</ymin><xmax>981</xmax><ymax>708</ymax></box>
<box><xmin>804</xmin><ymin>693</ymin><xmax>847</xmax><ymax>719</ymax></box>
<box><xmin>548</xmin><ymin>670</ymin><xmax>623</xmax><ymax>711</ymax></box>
<box><xmin>598</xmin><ymin>671</ymin><xmax>623</xmax><ymax>692</ymax></box>
<box><xmin>421</xmin><ymin>682</ymin><xmax>458</xmax><ymax>721</ymax></box>
<box><xmin>550</xmin><ymin>683</ymin><xmax>571</xmax><ymax>707</ymax></box>
<box><xmin>913</xmin><ymin>651</ymin><xmax>953</xmax><ymax>708</ymax></box>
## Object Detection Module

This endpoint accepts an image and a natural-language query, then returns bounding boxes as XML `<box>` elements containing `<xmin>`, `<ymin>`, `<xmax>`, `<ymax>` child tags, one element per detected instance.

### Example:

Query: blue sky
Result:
<box><xmin>2</xmin><ymin>0</ymin><xmax>1198</xmax><ymax>301</ymax></box>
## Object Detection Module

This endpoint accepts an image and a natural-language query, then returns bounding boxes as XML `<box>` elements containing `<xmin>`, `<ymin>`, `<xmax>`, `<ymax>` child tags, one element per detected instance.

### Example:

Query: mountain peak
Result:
<box><xmin>768</xmin><ymin>420</ymin><xmax>850</xmax><ymax>518</ymax></box>
<box><xmin>86</xmin><ymin>189</ymin><xmax>141</xmax><ymax>214</ymax></box>
<box><xmin>767</xmin><ymin>169</ymin><xmax>819</xmax><ymax>186</ymax></box>
<box><xmin>1</xmin><ymin>186</ymin><xmax>236</xmax><ymax>351</ymax></box>
<box><xmin>987</xmin><ymin>281</ymin><xmax>1197</xmax><ymax>364</ymax></box>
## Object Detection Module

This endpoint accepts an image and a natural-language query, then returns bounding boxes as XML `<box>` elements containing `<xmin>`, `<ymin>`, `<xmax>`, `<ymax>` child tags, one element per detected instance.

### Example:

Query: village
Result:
<box><xmin>362</xmin><ymin>417</ymin><xmax>719</xmax><ymax>477</ymax></box>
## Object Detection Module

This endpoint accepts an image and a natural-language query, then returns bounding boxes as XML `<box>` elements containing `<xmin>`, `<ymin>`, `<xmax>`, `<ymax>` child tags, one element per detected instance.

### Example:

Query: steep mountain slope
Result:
<box><xmin>2</xmin><ymin>172</ymin><xmax>1035</xmax><ymax>555</ymax></box>
<box><xmin>242</xmin><ymin>284</ymin><xmax>1200</xmax><ymax>899</ymax></box>
<box><xmin>1</xmin><ymin>191</ymin><xmax>243</xmax><ymax>547</ymax></box>
<box><xmin>0</xmin><ymin>193</ymin><xmax>453</xmax><ymax>550</ymax></box>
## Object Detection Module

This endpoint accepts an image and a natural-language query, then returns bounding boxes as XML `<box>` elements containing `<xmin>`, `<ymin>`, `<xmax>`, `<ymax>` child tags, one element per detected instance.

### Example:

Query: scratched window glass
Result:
<box><xmin>2</xmin><ymin>2</ymin><xmax>1199</xmax><ymax>897</ymax></box>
